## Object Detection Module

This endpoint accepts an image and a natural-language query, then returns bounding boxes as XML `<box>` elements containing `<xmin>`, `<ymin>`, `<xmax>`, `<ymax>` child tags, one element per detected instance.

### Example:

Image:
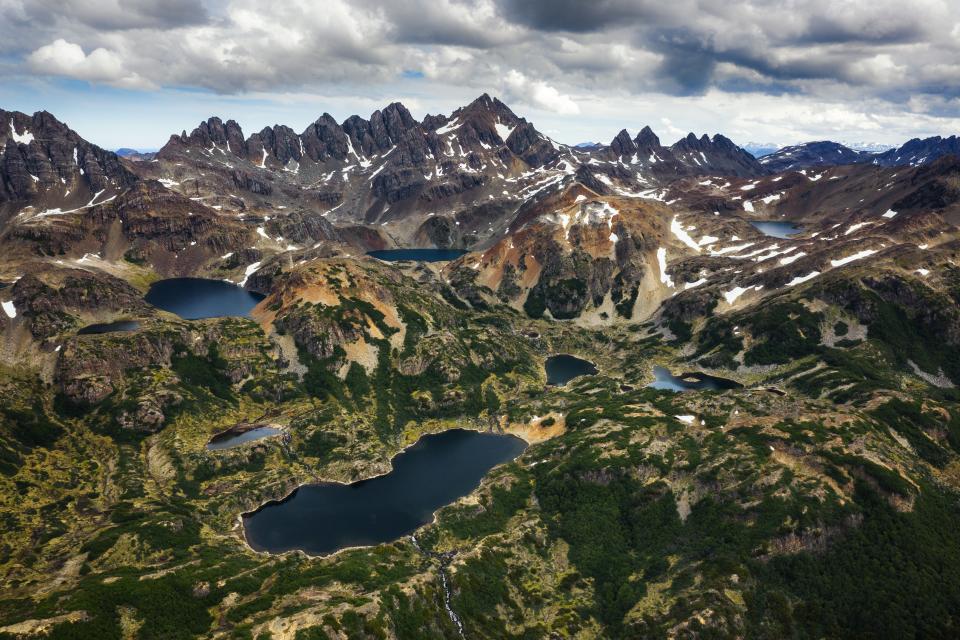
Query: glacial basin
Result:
<box><xmin>243</xmin><ymin>429</ymin><xmax>527</xmax><ymax>556</ymax></box>
<box><xmin>367</xmin><ymin>249</ymin><xmax>469</xmax><ymax>262</ymax></box>
<box><xmin>144</xmin><ymin>278</ymin><xmax>264</xmax><ymax>319</ymax></box>
<box><xmin>77</xmin><ymin>320</ymin><xmax>141</xmax><ymax>334</ymax></box>
<box><xmin>207</xmin><ymin>426</ymin><xmax>283</xmax><ymax>451</ymax></box>
<box><xmin>647</xmin><ymin>365</ymin><xmax>742</xmax><ymax>392</ymax></box>
<box><xmin>545</xmin><ymin>354</ymin><xmax>598</xmax><ymax>386</ymax></box>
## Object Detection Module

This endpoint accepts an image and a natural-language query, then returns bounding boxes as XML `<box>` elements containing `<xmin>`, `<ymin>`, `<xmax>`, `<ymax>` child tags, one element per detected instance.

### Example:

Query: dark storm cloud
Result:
<box><xmin>487</xmin><ymin>0</ymin><xmax>957</xmax><ymax>96</ymax></box>
<box><xmin>368</xmin><ymin>0</ymin><xmax>519</xmax><ymax>48</ymax></box>
<box><xmin>495</xmin><ymin>0</ymin><xmax>658</xmax><ymax>33</ymax></box>
<box><xmin>20</xmin><ymin>0</ymin><xmax>210</xmax><ymax>31</ymax></box>
<box><xmin>649</xmin><ymin>29</ymin><xmax>718</xmax><ymax>95</ymax></box>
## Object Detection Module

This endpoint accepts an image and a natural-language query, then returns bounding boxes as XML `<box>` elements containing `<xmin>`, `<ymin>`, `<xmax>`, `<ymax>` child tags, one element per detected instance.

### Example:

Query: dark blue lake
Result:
<box><xmin>243</xmin><ymin>429</ymin><xmax>526</xmax><ymax>556</ymax></box>
<box><xmin>78</xmin><ymin>320</ymin><xmax>141</xmax><ymax>335</ymax></box>
<box><xmin>750</xmin><ymin>221</ymin><xmax>802</xmax><ymax>239</ymax></box>
<box><xmin>145</xmin><ymin>278</ymin><xmax>264</xmax><ymax>319</ymax></box>
<box><xmin>647</xmin><ymin>365</ymin><xmax>742</xmax><ymax>392</ymax></box>
<box><xmin>368</xmin><ymin>249</ymin><xmax>468</xmax><ymax>262</ymax></box>
<box><xmin>545</xmin><ymin>354</ymin><xmax>598</xmax><ymax>386</ymax></box>
<box><xmin>207</xmin><ymin>426</ymin><xmax>282</xmax><ymax>451</ymax></box>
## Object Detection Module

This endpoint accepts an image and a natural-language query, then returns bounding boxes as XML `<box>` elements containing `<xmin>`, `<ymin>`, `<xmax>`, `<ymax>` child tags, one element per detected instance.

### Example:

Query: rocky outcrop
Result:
<box><xmin>0</xmin><ymin>109</ymin><xmax>137</xmax><ymax>204</ymax></box>
<box><xmin>249</xmin><ymin>125</ymin><xmax>302</xmax><ymax>165</ymax></box>
<box><xmin>506</xmin><ymin>122</ymin><xmax>558</xmax><ymax>167</ymax></box>
<box><xmin>670</xmin><ymin>133</ymin><xmax>765</xmax><ymax>177</ymax></box>
<box><xmin>266</xmin><ymin>210</ymin><xmax>340</xmax><ymax>246</ymax></box>
<box><xmin>6</xmin><ymin>180</ymin><xmax>252</xmax><ymax>272</ymax></box>
<box><xmin>300</xmin><ymin>114</ymin><xmax>350</xmax><ymax>163</ymax></box>
<box><xmin>274</xmin><ymin>302</ymin><xmax>368</xmax><ymax>362</ymax></box>
<box><xmin>160</xmin><ymin>116</ymin><xmax>246</xmax><ymax>159</ymax></box>
<box><xmin>9</xmin><ymin>268</ymin><xmax>149</xmax><ymax>339</ymax></box>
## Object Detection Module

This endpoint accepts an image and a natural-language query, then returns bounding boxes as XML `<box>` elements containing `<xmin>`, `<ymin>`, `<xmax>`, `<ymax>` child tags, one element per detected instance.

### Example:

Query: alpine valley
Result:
<box><xmin>2</xmin><ymin>94</ymin><xmax>960</xmax><ymax>640</ymax></box>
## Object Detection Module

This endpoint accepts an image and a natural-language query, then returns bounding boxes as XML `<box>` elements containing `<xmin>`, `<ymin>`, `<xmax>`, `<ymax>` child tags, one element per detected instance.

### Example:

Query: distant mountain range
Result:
<box><xmin>3</xmin><ymin>96</ymin><xmax>958</xmax><ymax>252</ymax></box>
<box><xmin>759</xmin><ymin>137</ymin><xmax>960</xmax><ymax>172</ymax></box>
<box><xmin>115</xmin><ymin>148</ymin><xmax>157</xmax><ymax>162</ymax></box>
<box><xmin>743</xmin><ymin>143</ymin><xmax>779</xmax><ymax>158</ymax></box>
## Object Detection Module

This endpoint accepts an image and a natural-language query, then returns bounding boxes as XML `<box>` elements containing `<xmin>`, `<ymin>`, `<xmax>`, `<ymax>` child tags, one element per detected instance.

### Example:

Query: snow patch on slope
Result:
<box><xmin>657</xmin><ymin>248</ymin><xmax>674</xmax><ymax>288</ymax></box>
<box><xmin>670</xmin><ymin>216</ymin><xmax>701</xmax><ymax>252</ymax></box>
<box><xmin>831</xmin><ymin>249</ymin><xmax>877</xmax><ymax>267</ymax></box>
<box><xmin>9</xmin><ymin>119</ymin><xmax>33</xmax><ymax>145</ymax></box>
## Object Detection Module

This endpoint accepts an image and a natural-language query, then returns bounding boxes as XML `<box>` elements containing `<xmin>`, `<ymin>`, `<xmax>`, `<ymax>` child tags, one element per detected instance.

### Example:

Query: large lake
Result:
<box><xmin>750</xmin><ymin>221</ymin><xmax>802</xmax><ymax>239</ymax></box>
<box><xmin>545</xmin><ymin>354</ymin><xmax>598</xmax><ymax>386</ymax></box>
<box><xmin>243</xmin><ymin>429</ymin><xmax>527</xmax><ymax>556</ymax></box>
<box><xmin>368</xmin><ymin>249</ymin><xmax>468</xmax><ymax>262</ymax></box>
<box><xmin>145</xmin><ymin>278</ymin><xmax>265</xmax><ymax>319</ymax></box>
<box><xmin>647</xmin><ymin>365</ymin><xmax>742</xmax><ymax>392</ymax></box>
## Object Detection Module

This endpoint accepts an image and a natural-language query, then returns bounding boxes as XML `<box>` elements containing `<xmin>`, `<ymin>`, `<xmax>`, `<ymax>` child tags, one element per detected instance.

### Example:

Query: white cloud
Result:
<box><xmin>503</xmin><ymin>69</ymin><xmax>579</xmax><ymax>114</ymax></box>
<box><xmin>27</xmin><ymin>39</ymin><xmax>150</xmax><ymax>88</ymax></box>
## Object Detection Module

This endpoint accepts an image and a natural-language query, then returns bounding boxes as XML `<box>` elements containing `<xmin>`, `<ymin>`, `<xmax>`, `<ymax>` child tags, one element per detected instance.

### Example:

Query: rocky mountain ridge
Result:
<box><xmin>760</xmin><ymin>141</ymin><xmax>867</xmax><ymax>172</ymax></box>
<box><xmin>0</xmin><ymin>109</ymin><xmax>137</xmax><ymax>220</ymax></box>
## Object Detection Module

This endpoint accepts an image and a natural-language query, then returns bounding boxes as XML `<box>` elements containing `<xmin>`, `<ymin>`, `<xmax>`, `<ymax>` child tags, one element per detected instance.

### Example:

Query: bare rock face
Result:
<box><xmin>633</xmin><ymin>125</ymin><xmax>661</xmax><ymax>151</ymax></box>
<box><xmin>62</xmin><ymin>375</ymin><xmax>114</xmax><ymax>406</ymax></box>
<box><xmin>159</xmin><ymin>116</ymin><xmax>245</xmax><ymax>159</ymax></box>
<box><xmin>250</xmin><ymin>125</ymin><xmax>302</xmax><ymax>165</ymax></box>
<box><xmin>415</xmin><ymin>216</ymin><xmax>461</xmax><ymax>248</ymax></box>
<box><xmin>274</xmin><ymin>303</ymin><xmax>368</xmax><ymax>362</ymax></box>
<box><xmin>117</xmin><ymin>395</ymin><xmax>179</xmax><ymax>433</ymax></box>
<box><xmin>267</xmin><ymin>210</ymin><xmax>340</xmax><ymax>246</ymax></box>
<box><xmin>0</xmin><ymin>109</ymin><xmax>137</xmax><ymax>205</ymax></box>
<box><xmin>300</xmin><ymin>114</ymin><xmax>350</xmax><ymax>163</ymax></box>
<box><xmin>670</xmin><ymin>133</ymin><xmax>765</xmax><ymax>177</ymax></box>
<box><xmin>609</xmin><ymin>129</ymin><xmax>637</xmax><ymax>158</ymax></box>
<box><xmin>507</xmin><ymin>121</ymin><xmax>559</xmax><ymax>167</ymax></box>
<box><xmin>9</xmin><ymin>268</ymin><xmax>148</xmax><ymax>340</ymax></box>
<box><xmin>7</xmin><ymin>180</ymin><xmax>252</xmax><ymax>270</ymax></box>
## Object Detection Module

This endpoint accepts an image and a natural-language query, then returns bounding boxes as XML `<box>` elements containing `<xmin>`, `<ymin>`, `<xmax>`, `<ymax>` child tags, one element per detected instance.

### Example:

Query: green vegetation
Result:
<box><xmin>6</xmin><ymin>257</ymin><xmax>960</xmax><ymax>639</ymax></box>
<box><xmin>172</xmin><ymin>343</ymin><xmax>234</xmax><ymax>402</ymax></box>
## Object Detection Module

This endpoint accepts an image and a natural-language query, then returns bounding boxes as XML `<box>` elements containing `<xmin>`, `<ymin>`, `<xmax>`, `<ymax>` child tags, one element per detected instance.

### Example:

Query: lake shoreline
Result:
<box><xmin>236</xmin><ymin>426</ymin><xmax>531</xmax><ymax>559</ymax></box>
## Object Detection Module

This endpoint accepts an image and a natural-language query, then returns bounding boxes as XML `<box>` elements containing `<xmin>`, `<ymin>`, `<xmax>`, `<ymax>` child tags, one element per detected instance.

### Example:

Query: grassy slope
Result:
<box><xmin>1</xmin><ymin>264</ymin><xmax>960</xmax><ymax>639</ymax></box>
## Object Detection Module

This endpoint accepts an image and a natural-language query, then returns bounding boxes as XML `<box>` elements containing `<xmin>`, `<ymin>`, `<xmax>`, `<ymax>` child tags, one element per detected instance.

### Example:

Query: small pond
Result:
<box><xmin>647</xmin><ymin>365</ymin><xmax>742</xmax><ymax>392</ymax></box>
<box><xmin>545</xmin><ymin>354</ymin><xmax>598</xmax><ymax>386</ymax></box>
<box><xmin>145</xmin><ymin>278</ymin><xmax>264</xmax><ymax>320</ymax></box>
<box><xmin>367</xmin><ymin>249</ymin><xmax>468</xmax><ymax>262</ymax></box>
<box><xmin>750</xmin><ymin>221</ymin><xmax>802</xmax><ymax>239</ymax></box>
<box><xmin>243</xmin><ymin>429</ymin><xmax>527</xmax><ymax>556</ymax></box>
<box><xmin>78</xmin><ymin>320</ymin><xmax>141</xmax><ymax>335</ymax></box>
<box><xmin>207</xmin><ymin>426</ymin><xmax>283</xmax><ymax>451</ymax></box>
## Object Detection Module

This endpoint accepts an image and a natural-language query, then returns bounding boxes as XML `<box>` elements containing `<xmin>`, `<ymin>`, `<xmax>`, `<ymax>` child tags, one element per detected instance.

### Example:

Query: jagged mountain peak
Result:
<box><xmin>610</xmin><ymin>129</ymin><xmax>636</xmax><ymax>156</ymax></box>
<box><xmin>454</xmin><ymin>93</ymin><xmax>521</xmax><ymax>125</ymax></box>
<box><xmin>634</xmin><ymin>125</ymin><xmax>661</xmax><ymax>149</ymax></box>
<box><xmin>162</xmin><ymin>116</ymin><xmax>245</xmax><ymax>158</ymax></box>
<box><xmin>0</xmin><ymin>107</ymin><xmax>136</xmax><ymax>208</ymax></box>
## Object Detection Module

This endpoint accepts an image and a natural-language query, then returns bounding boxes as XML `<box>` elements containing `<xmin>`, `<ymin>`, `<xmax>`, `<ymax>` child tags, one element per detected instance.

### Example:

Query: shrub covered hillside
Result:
<box><xmin>1</xmin><ymin>250</ymin><xmax>959</xmax><ymax>639</ymax></box>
